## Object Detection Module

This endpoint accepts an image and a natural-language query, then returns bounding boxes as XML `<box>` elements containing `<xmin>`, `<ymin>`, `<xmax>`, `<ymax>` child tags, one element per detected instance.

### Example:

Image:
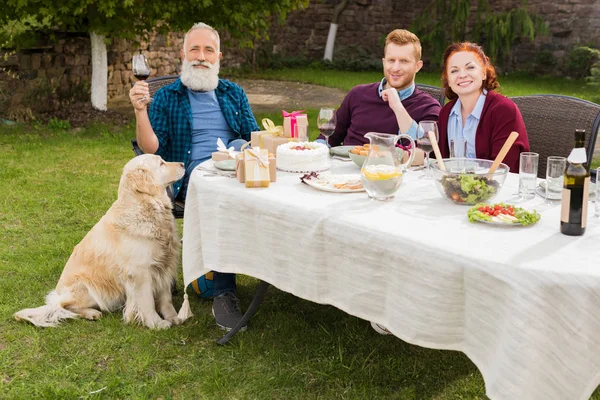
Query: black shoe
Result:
<box><xmin>212</xmin><ymin>292</ymin><xmax>247</xmax><ymax>332</ymax></box>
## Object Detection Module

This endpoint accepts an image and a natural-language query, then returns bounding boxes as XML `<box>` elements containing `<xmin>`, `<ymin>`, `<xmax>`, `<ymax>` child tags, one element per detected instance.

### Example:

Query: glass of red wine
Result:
<box><xmin>132</xmin><ymin>50</ymin><xmax>152</xmax><ymax>103</ymax></box>
<box><xmin>317</xmin><ymin>108</ymin><xmax>336</xmax><ymax>147</ymax></box>
<box><xmin>416</xmin><ymin>120</ymin><xmax>439</xmax><ymax>179</ymax></box>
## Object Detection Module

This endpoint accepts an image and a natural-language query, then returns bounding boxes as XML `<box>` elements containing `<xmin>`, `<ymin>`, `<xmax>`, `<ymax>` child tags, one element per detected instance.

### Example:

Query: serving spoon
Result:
<box><xmin>487</xmin><ymin>131</ymin><xmax>520</xmax><ymax>178</ymax></box>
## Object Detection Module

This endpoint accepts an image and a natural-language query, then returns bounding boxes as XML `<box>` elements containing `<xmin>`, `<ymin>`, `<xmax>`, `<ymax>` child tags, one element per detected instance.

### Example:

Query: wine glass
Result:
<box><xmin>317</xmin><ymin>108</ymin><xmax>336</xmax><ymax>147</ymax></box>
<box><xmin>417</xmin><ymin>120</ymin><xmax>439</xmax><ymax>179</ymax></box>
<box><xmin>132</xmin><ymin>51</ymin><xmax>152</xmax><ymax>103</ymax></box>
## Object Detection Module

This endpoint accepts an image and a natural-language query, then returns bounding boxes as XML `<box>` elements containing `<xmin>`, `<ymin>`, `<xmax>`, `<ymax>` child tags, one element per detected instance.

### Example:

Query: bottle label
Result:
<box><xmin>561</xmin><ymin>188</ymin><xmax>571</xmax><ymax>222</ymax></box>
<box><xmin>567</xmin><ymin>148</ymin><xmax>587</xmax><ymax>164</ymax></box>
<box><xmin>582</xmin><ymin>176</ymin><xmax>590</xmax><ymax>228</ymax></box>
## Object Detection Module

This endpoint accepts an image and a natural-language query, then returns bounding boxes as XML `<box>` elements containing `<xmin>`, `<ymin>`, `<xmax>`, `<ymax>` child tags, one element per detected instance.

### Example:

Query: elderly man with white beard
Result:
<box><xmin>129</xmin><ymin>22</ymin><xmax>259</xmax><ymax>333</ymax></box>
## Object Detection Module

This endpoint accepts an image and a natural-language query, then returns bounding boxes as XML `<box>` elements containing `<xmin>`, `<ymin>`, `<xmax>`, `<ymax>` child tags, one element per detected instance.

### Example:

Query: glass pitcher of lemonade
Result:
<box><xmin>361</xmin><ymin>132</ymin><xmax>415</xmax><ymax>200</ymax></box>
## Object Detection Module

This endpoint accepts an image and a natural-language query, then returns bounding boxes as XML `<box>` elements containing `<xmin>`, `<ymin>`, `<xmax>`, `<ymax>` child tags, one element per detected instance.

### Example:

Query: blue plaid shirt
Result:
<box><xmin>149</xmin><ymin>78</ymin><xmax>258</xmax><ymax>197</ymax></box>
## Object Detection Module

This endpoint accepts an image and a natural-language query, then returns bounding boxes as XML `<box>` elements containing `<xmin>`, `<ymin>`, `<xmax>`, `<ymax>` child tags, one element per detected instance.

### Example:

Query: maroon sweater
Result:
<box><xmin>327</xmin><ymin>83</ymin><xmax>442</xmax><ymax>146</ymax></box>
<box><xmin>438</xmin><ymin>91</ymin><xmax>530</xmax><ymax>172</ymax></box>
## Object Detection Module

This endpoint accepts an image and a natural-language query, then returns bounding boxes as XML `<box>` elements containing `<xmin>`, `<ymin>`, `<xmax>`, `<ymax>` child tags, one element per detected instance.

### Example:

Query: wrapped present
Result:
<box><xmin>236</xmin><ymin>151</ymin><xmax>277</xmax><ymax>184</ymax></box>
<box><xmin>243</xmin><ymin>148</ymin><xmax>271</xmax><ymax>188</ymax></box>
<box><xmin>251</xmin><ymin>118</ymin><xmax>292</xmax><ymax>153</ymax></box>
<box><xmin>282</xmin><ymin>110</ymin><xmax>307</xmax><ymax>138</ymax></box>
<box><xmin>211</xmin><ymin>138</ymin><xmax>238</xmax><ymax>161</ymax></box>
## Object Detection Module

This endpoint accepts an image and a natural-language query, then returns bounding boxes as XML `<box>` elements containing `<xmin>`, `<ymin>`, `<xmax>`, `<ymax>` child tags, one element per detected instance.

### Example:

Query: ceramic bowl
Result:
<box><xmin>348</xmin><ymin>148</ymin><xmax>404</xmax><ymax>168</ymax></box>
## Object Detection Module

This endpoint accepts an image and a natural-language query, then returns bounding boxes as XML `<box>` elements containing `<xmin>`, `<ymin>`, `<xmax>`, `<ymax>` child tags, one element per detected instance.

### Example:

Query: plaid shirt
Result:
<box><xmin>149</xmin><ymin>78</ymin><xmax>259</xmax><ymax>197</ymax></box>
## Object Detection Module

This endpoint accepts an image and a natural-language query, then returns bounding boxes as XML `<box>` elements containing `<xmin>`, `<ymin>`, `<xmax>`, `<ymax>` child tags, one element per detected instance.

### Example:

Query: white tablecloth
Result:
<box><xmin>183</xmin><ymin>160</ymin><xmax>600</xmax><ymax>400</ymax></box>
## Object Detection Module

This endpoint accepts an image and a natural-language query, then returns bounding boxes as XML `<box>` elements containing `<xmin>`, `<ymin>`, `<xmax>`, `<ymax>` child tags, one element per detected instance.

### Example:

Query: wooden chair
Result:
<box><xmin>131</xmin><ymin>75</ymin><xmax>184</xmax><ymax>218</ymax></box>
<box><xmin>416</xmin><ymin>83</ymin><xmax>446</xmax><ymax>106</ymax></box>
<box><xmin>510</xmin><ymin>95</ymin><xmax>600</xmax><ymax>178</ymax></box>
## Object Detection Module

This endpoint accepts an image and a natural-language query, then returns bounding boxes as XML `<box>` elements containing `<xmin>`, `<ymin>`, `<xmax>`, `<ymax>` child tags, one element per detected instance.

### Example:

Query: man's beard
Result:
<box><xmin>180</xmin><ymin>59</ymin><xmax>220</xmax><ymax>91</ymax></box>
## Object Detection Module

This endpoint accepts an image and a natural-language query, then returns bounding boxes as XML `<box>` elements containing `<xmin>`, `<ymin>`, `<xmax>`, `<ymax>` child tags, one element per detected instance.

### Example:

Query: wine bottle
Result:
<box><xmin>560</xmin><ymin>129</ymin><xmax>590</xmax><ymax>236</ymax></box>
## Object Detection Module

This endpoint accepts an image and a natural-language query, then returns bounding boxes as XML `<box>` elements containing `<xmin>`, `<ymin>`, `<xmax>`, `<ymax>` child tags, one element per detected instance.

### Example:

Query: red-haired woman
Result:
<box><xmin>437</xmin><ymin>42</ymin><xmax>529</xmax><ymax>172</ymax></box>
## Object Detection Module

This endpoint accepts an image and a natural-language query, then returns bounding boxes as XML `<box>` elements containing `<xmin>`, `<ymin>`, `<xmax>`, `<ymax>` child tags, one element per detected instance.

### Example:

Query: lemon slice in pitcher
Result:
<box><xmin>362</xmin><ymin>165</ymin><xmax>402</xmax><ymax>181</ymax></box>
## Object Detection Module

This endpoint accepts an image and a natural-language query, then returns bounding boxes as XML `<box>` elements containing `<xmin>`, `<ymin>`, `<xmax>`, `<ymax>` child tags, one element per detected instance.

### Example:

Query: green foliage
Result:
<box><xmin>47</xmin><ymin>116</ymin><xmax>71</xmax><ymax>130</ymax></box>
<box><xmin>587</xmin><ymin>62</ymin><xmax>600</xmax><ymax>88</ymax></box>
<box><xmin>567</xmin><ymin>46</ymin><xmax>600</xmax><ymax>79</ymax></box>
<box><xmin>1</xmin><ymin>0</ymin><xmax>309</xmax><ymax>51</ymax></box>
<box><xmin>412</xmin><ymin>0</ymin><xmax>549</xmax><ymax>69</ymax></box>
<box><xmin>532</xmin><ymin>50</ymin><xmax>557</xmax><ymax>75</ymax></box>
<box><xmin>252</xmin><ymin>44</ymin><xmax>381</xmax><ymax>72</ymax></box>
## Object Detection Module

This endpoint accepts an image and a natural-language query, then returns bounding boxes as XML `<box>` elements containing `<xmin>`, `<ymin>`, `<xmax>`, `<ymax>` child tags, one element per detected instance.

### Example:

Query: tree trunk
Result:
<box><xmin>90</xmin><ymin>31</ymin><xmax>107</xmax><ymax>111</ymax></box>
<box><xmin>324</xmin><ymin>0</ymin><xmax>350</xmax><ymax>61</ymax></box>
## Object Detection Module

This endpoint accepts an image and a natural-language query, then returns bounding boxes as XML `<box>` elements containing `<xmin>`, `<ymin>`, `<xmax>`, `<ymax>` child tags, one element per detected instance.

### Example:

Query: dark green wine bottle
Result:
<box><xmin>560</xmin><ymin>129</ymin><xmax>590</xmax><ymax>236</ymax></box>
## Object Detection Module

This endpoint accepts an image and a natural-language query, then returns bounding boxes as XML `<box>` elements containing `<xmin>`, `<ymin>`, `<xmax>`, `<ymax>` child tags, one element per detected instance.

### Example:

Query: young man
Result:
<box><xmin>325</xmin><ymin>29</ymin><xmax>442</xmax><ymax>146</ymax></box>
<box><xmin>129</xmin><ymin>22</ymin><xmax>259</xmax><ymax>332</ymax></box>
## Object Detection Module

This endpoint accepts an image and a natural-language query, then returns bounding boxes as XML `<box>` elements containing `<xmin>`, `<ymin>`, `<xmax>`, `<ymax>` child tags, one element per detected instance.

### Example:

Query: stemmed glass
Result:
<box><xmin>132</xmin><ymin>50</ymin><xmax>152</xmax><ymax>103</ymax></box>
<box><xmin>417</xmin><ymin>120</ymin><xmax>439</xmax><ymax>179</ymax></box>
<box><xmin>317</xmin><ymin>108</ymin><xmax>336</xmax><ymax>147</ymax></box>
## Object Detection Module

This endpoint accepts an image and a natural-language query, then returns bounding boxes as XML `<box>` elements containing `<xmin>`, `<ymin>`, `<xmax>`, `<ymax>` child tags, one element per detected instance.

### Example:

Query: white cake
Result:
<box><xmin>276</xmin><ymin>141</ymin><xmax>331</xmax><ymax>173</ymax></box>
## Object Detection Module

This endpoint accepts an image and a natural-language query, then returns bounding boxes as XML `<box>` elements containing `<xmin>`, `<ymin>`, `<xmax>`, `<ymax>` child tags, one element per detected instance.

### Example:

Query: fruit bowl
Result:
<box><xmin>349</xmin><ymin>147</ymin><xmax>404</xmax><ymax>168</ymax></box>
<box><xmin>430</xmin><ymin>158</ymin><xmax>509</xmax><ymax>205</ymax></box>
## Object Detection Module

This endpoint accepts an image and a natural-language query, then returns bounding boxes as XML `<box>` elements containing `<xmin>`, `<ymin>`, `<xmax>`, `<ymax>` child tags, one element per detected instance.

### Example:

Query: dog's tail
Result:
<box><xmin>14</xmin><ymin>290</ymin><xmax>79</xmax><ymax>327</ymax></box>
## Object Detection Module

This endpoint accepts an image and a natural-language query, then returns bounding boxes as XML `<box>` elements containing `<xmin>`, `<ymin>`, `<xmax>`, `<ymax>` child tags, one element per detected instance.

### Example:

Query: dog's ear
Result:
<box><xmin>125</xmin><ymin>167</ymin><xmax>160</xmax><ymax>196</ymax></box>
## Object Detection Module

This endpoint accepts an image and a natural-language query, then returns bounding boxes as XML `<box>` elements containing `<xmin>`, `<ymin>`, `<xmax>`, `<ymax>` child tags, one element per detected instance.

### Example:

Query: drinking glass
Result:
<box><xmin>545</xmin><ymin>156</ymin><xmax>566</xmax><ymax>205</ymax></box>
<box><xmin>518</xmin><ymin>152</ymin><xmax>539</xmax><ymax>199</ymax></box>
<box><xmin>317</xmin><ymin>108</ymin><xmax>336</xmax><ymax>147</ymax></box>
<box><xmin>450</xmin><ymin>138</ymin><xmax>467</xmax><ymax>158</ymax></box>
<box><xmin>417</xmin><ymin>120</ymin><xmax>438</xmax><ymax>179</ymax></box>
<box><xmin>132</xmin><ymin>51</ymin><xmax>152</xmax><ymax>103</ymax></box>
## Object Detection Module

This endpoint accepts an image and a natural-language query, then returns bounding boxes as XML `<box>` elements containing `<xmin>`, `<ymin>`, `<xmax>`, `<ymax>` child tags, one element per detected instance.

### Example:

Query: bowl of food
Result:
<box><xmin>348</xmin><ymin>144</ymin><xmax>404</xmax><ymax>168</ymax></box>
<box><xmin>430</xmin><ymin>158</ymin><xmax>509</xmax><ymax>205</ymax></box>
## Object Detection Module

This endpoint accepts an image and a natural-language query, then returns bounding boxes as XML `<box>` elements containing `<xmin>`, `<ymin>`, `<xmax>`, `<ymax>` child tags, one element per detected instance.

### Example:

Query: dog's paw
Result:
<box><xmin>165</xmin><ymin>315</ymin><xmax>182</xmax><ymax>326</ymax></box>
<box><xmin>150</xmin><ymin>319</ymin><xmax>172</xmax><ymax>330</ymax></box>
<box><xmin>81</xmin><ymin>309</ymin><xmax>102</xmax><ymax>320</ymax></box>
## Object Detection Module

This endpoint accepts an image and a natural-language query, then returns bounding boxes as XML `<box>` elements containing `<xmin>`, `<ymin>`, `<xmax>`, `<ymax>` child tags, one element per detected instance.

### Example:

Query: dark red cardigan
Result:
<box><xmin>437</xmin><ymin>90</ymin><xmax>530</xmax><ymax>173</ymax></box>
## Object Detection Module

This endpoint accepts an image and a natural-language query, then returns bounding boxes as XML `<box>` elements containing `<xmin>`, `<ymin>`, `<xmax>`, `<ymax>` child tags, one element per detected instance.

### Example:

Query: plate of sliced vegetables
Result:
<box><xmin>467</xmin><ymin>203</ymin><xmax>541</xmax><ymax>227</ymax></box>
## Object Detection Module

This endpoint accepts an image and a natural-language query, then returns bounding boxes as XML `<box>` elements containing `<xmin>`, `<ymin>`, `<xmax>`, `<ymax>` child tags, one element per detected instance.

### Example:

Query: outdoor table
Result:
<box><xmin>182</xmin><ymin>159</ymin><xmax>600</xmax><ymax>400</ymax></box>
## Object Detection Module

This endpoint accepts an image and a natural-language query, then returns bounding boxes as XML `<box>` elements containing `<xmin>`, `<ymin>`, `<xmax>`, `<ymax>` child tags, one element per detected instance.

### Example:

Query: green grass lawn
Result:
<box><xmin>232</xmin><ymin>68</ymin><xmax>600</xmax><ymax>104</ymax></box>
<box><xmin>1</xmin><ymin>69</ymin><xmax>599</xmax><ymax>398</ymax></box>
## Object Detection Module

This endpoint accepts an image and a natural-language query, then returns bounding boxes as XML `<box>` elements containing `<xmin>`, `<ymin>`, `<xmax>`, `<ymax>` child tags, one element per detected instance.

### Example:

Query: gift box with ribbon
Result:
<box><xmin>237</xmin><ymin>148</ymin><xmax>274</xmax><ymax>188</ymax></box>
<box><xmin>251</xmin><ymin>118</ymin><xmax>293</xmax><ymax>154</ymax></box>
<box><xmin>236</xmin><ymin>147</ymin><xmax>276</xmax><ymax>184</ymax></box>
<box><xmin>211</xmin><ymin>138</ymin><xmax>239</xmax><ymax>161</ymax></box>
<box><xmin>282</xmin><ymin>110</ymin><xmax>307</xmax><ymax>138</ymax></box>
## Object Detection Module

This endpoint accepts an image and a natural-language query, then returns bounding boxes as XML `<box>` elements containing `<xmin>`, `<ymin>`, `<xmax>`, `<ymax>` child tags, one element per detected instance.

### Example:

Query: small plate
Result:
<box><xmin>301</xmin><ymin>173</ymin><xmax>365</xmax><ymax>193</ymax></box>
<box><xmin>214</xmin><ymin>159</ymin><xmax>236</xmax><ymax>171</ymax></box>
<box><xmin>330</xmin><ymin>146</ymin><xmax>355</xmax><ymax>158</ymax></box>
<box><xmin>537</xmin><ymin>180</ymin><xmax>596</xmax><ymax>200</ymax></box>
<box><xmin>472</xmin><ymin>216</ymin><xmax>523</xmax><ymax>227</ymax></box>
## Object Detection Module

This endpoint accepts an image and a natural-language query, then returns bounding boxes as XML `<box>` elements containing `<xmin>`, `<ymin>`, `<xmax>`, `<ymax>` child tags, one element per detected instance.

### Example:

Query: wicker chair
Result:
<box><xmin>131</xmin><ymin>75</ymin><xmax>184</xmax><ymax>218</ymax></box>
<box><xmin>510</xmin><ymin>95</ymin><xmax>600</xmax><ymax>178</ymax></box>
<box><xmin>416</xmin><ymin>83</ymin><xmax>446</xmax><ymax>106</ymax></box>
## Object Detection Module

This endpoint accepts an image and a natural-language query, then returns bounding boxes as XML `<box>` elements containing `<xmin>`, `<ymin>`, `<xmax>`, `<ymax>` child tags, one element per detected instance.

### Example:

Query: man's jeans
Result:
<box><xmin>213</xmin><ymin>272</ymin><xmax>237</xmax><ymax>296</ymax></box>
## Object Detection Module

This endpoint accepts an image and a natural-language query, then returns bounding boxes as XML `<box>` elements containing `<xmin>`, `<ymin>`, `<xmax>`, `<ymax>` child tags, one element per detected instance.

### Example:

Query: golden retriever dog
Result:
<box><xmin>15</xmin><ymin>154</ymin><xmax>185</xmax><ymax>329</ymax></box>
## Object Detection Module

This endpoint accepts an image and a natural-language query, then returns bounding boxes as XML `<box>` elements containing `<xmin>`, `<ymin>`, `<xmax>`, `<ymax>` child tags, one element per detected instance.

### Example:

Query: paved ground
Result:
<box><xmin>107</xmin><ymin>79</ymin><xmax>347</xmax><ymax>120</ymax></box>
<box><xmin>236</xmin><ymin>79</ymin><xmax>346</xmax><ymax>113</ymax></box>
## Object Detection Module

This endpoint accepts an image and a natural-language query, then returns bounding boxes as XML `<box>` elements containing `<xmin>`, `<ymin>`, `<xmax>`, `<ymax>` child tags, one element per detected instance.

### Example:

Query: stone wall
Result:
<box><xmin>270</xmin><ymin>0</ymin><xmax>600</xmax><ymax>68</ymax></box>
<box><xmin>1</xmin><ymin>0</ymin><xmax>599</xmax><ymax>112</ymax></box>
<box><xmin>0</xmin><ymin>30</ymin><xmax>247</xmax><ymax>112</ymax></box>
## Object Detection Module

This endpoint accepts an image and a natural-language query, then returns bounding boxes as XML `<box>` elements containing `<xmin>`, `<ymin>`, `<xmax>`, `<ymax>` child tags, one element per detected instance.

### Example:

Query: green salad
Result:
<box><xmin>467</xmin><ymin>203</ymin><xmax>541</xmax><ymax>226</ymax></box>
<box><xmin>440</xmin><ymin>174</ymin><xmax>499</xmax><ymax>204</ymax></box>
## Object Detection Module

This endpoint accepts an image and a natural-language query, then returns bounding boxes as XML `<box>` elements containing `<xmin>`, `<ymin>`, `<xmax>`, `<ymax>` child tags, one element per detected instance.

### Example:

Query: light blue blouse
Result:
<box><xmin>447</xmin><ymin>90</ymin><xmax>487</xmax><ymax>158</ymax></box>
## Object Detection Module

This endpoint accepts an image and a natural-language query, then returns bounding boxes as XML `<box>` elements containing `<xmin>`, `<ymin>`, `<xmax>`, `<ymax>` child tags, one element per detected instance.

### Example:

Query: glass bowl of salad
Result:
<box><xmin>430</xmin><ymin>158</ymin><xmax>509</xmax><ymax>205</ymax></box>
